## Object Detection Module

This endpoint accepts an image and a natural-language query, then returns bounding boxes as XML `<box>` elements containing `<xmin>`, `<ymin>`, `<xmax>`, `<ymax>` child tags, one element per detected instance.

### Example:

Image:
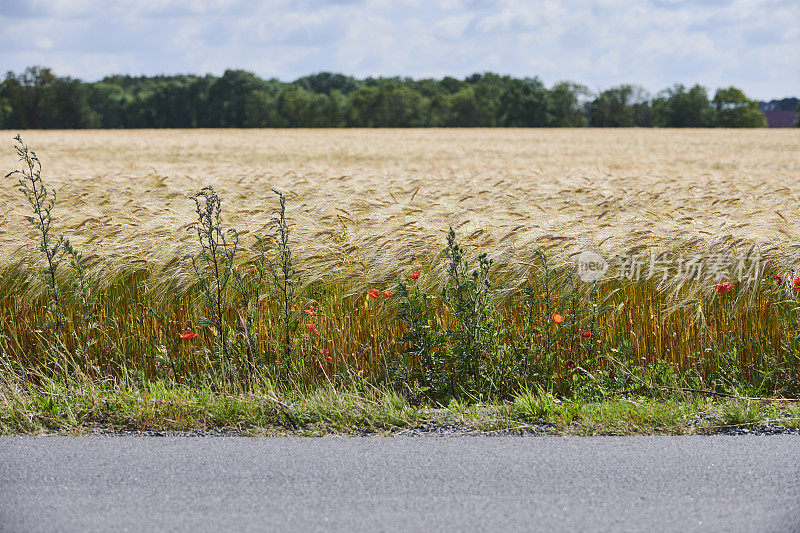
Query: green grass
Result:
<box><xmin>3</xmin><ymin>377</ymin><xmax>798</xmax><ymax>436</ymax></box>
<box><xmin>0</xmin><ymin>378</ymin><xmax>421</xmax><ymax>436</ymax></box>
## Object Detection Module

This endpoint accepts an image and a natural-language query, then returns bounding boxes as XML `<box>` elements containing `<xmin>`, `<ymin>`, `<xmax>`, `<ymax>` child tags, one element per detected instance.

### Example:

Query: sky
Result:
<box><xmin>1</xmin><ymin>0</ymin><xmax>798</xmax><ymax>100</ymax></box>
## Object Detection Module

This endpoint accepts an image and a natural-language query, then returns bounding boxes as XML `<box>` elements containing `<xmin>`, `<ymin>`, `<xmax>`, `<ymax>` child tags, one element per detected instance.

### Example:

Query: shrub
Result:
<box><xmin>442</xmin><ymin>227</ymin><xmax>497</xmax><ymax>392</ymax></box>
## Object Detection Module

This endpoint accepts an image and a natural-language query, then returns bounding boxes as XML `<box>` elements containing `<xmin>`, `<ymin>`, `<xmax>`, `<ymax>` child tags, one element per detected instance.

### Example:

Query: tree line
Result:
<box><xmin>0</xmin><ymin>66</ymin><xmax>775</xmax><ymax>129</ymax></box>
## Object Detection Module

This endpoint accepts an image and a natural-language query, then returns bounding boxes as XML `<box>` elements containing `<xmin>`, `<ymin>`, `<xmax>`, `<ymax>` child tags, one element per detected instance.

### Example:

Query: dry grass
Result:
<box><xmin>2</xmin><ymin>128</ymin><xmax>799</xmax><ymax>295</ymax></box>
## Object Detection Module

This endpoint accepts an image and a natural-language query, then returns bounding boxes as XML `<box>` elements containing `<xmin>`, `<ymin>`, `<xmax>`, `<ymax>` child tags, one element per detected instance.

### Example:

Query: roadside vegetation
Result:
<box><xmin>2</xmin><ymin>135</ymin><xmax>800</xmax><ymax>435</ymax></box>
<box><xmin>3</xmin><ymin>378</ymin><xmax>799</xmax><ymax>436</ymax></box>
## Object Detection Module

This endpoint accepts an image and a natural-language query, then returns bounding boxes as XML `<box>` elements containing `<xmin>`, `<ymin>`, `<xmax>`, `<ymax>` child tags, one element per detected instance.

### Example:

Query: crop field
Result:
<box><xmin>2</xmin><ymin>128</ymin><xmax>799</xmax><ymax>285</ymax></box>
<box><xmin>2</xmin><ymin>128</ymin><xmax>800</xmax><ymax>414</ymax></box>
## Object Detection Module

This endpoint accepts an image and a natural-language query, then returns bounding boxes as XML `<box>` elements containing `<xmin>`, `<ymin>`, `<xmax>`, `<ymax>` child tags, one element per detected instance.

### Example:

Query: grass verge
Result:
<box><xmin>3</xmin><ymin>379</ymin><xmax>798</xmax><ymax>437</ymax></box>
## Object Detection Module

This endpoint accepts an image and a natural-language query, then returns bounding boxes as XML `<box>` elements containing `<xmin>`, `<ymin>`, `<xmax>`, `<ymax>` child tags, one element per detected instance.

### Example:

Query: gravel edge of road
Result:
<box><xmin>16</xmin><ymin>421</ymin><xmax>800</xmax><ymax>438</ymax></box>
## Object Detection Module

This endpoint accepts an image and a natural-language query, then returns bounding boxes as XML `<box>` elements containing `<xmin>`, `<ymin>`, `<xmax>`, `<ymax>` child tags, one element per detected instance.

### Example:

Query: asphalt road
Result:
<box><xmin>1</xmin><ymin>435</ymin><xmax>799</xmax><ymax>532</ymax></box>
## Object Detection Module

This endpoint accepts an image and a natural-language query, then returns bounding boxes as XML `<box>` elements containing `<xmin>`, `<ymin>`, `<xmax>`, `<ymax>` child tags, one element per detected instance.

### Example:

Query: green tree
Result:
<box><xmin>498</xmin><ymin>78</ymin><xmax>549</xmax><ymax>126</ymax></box>
<box><xmin>346</xmin><ymin>86</ymin><xmax>380</xmax><ymax>126</ymax></box>
<box><xmin>277</xmin><ymin>86</ymin><xmax>344</xmax><ymax>127</ymax></box>
<box><xmin>202</xmin><ymin>70</ymin><xmax>267</xmax><ymax>127</ymax></box>
<box><xmin>50</xmin><ymin>77</ymin><xmax>97</xmax><ymax>128</ymax></box>
<box><xmin>0</xmin><ymin>67</ymin><xmax>58</xmax><ymax>128</ymax></box>
<box><xmin>652</xmin><ymin>84</ymin><xmax>713</xmax><ymax>127</ymax></box>
<box><xmin>465</xmin><ymin>73</ymin><xmax>510</xmax><ymax>126</ymax></box>
<box><xmin>295</xmin><ymin>72</ymin><xmax>360</xmax><ymax>95</ymax></box>
<box><xmin>278</xmin><ymin>86</ymin><xmax>317</xmax><ymax>127</ymax></box>
<box><xmin>443</xmin><ymin>87</ymin><xmax>482</xmax><ymax>126</ymax></box>
<box><xmin>0</xmin><ymin>67</ymin><xmax>96</xmax><ymax>128</ymax></box>
<box><xmin>87</xmin><ymin>82</ymin><xmax>126</xmax><ymax>128</ymax></box>
<box><xmin>324</xmin><ymin>90</ymin><xmax>347</xmax><ymax>127</ymax></box>
<box><xmin>0</xmin><ymin>65</ymin><xmax>782</xmax><ymax>130</ymax></box>
<box><xmin>588</xmin><ymin>85</ymin><xmax>653</xmax><ymax>127</ymax></box>
<box><xmin>244</xmin><ymin>90</ymin><xmax>284</xmax><ymax>127</ymax></box>
<box><xmin>346</xmin><ymin>83</ymin><xmax>428</xmax><ymax>127</ymax></box>
<box><xmin>0</xmin><ymin>96</ymin><xmax>11</xmax><ymax>128</ymax></box>
<box><xmin>142</xmin><ymin>78</ymin><xmax>210</xmax><ymax>128</ymax></box>
<box><xmin>374</xmin><ymin>85</ymin><xmax>428</xmax><ymax>126</ymax></box>
<box><xmin>440</xmin><ymin>76</ymin><xmax>465</xmax><ymax>94</ymax></box>
<box><xmin>712</xmin><ymin>87</ymin><xmax>766</xmax><ymax>127</ymax></box>
<box><xmin>589</xmin><ymin>85</ymin><xmax>635</xmax><ymax>127</ymax></box>
<box><xmin>547</xmin><ymin>81</ymin><xmax>589</xmax><ymax>127</ymax></box>
<box><xmin>443</xmin><ymin>74</ymin><xmax>512</xmax><ymax>127</ymax></box>
<box><xmin>629</xmin><ymin>86</ymin><xmax>654</xmax><ymax>127</ymax></box>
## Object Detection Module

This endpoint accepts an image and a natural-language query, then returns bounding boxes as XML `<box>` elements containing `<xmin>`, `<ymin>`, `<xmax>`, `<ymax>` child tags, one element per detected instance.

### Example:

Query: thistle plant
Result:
<box><xmin>267</xmin><ymin>189</ymin><xmax>300</xmax><ymax>363</ymax></box>
<box><xmin>5</xmin><ymin>134</ymin><xmax>65</xmax><ymax>332</ymax></box>
<box><xmin>442</xmin><ymin>226</ymin><xmax>496</xmax><ymax>391</ymax></box>
<box><xmin>188</xmin><ymin>186</ymin><xmax>239</xmax><ymax>363</ymax></box>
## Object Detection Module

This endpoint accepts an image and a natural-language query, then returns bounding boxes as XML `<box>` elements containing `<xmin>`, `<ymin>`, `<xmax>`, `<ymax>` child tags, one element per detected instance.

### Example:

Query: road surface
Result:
<box><xmin>1</xmin><ymin>435</ymin><xmax>798</xmax><ymax>532</ymax></box>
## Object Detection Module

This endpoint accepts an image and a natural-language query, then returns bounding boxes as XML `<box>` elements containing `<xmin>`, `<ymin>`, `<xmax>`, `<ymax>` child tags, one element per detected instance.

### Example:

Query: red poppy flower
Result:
<box><xmin>304</xmin><ymin>307</ymin><xmax>317</xmax><ymax>316</ymax></box>
<box><xmin>319</xmin><ymin>348</ymin><xmax>329</xmax><ymax>356</ymax></box>
<box><xmin>409</xmin><ymin>270</ymin><xmax>421</xmax><ymax>280</ymax></box>
<box><xmin>305</xmin><ymin>322</ymin><xmax>318</xmax><ymax>334</ymax></box>
<box><xmin>179</xmin><ymin>330</ymin><xmax>197</xmax><ymax>341</ymax></box>
<box><xmin>566</xmin><ymin>359</ymin><xmax>576</xmax><ymax>370</ymax></box>
<box><xmin>326</xmin><ymin>356</ymin><xmax>332</xmax><ymax>363</ymax></box>
<box><xmin>367</xmin><ymin>288</ymin><xmax>381</xmax><ymax>298</ymax></box>
<box><xmin>382</xmin><ymin>290</ymin><xmax>392</xmax><ymax>298</ymax></box>
<box><xmin>581</xmin><ymin>331</ymin><xmax>591</xmax><ymax>338</ymax></box>
<box><xmin>552</xmin><ymin>314</ymin><xmax>564</xmax><ymax>324</ymax></box>
<box><xmin>793</xmin><ymin>277</ymin><xmax>800</xmax><ymax>291</ymax></box>
<box><xmin>716</xmin><ymin>282</ymin><xmax>734</xmax><ymax>295</ymax></box>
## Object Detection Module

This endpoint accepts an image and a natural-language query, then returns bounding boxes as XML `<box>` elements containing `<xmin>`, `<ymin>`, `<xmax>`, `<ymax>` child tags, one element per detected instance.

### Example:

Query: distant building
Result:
<box><xmin>763</xmin><ymin>111</ymin><xmax>797</xmax><ymax>128</ymax></box>
<box><xmin>758</xmin><ymin>98</ymin><xmax>798</xmax><ymax>127</ymax></box>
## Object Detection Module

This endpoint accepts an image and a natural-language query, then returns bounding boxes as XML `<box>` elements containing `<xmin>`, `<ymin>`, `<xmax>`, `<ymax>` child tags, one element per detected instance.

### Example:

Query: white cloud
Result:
<box><xmin>0</xmin><ymin>0</ymin><xmax>797</xmax><ymax>99</ymax></box>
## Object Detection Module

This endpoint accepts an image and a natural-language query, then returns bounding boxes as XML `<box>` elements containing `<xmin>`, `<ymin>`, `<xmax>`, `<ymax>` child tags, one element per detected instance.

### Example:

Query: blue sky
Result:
<box><xmin>1</xmin><ymin>0</ymin><xmax>797</xmax><ymax>99</ymax></box>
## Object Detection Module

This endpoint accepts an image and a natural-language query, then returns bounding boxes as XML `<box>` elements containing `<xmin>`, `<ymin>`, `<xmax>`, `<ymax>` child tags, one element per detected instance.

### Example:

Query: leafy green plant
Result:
<box><xmin>441</xmin><ymin>227</ymin><xmax>496</xmax><ymax>393</ymax></box>
<box><xmin>188</xmin><ymin>186</ymin><xmax>239</xmax><ymax>365</ymax></box>
<box><xmin>266</xmin><ymin>189</ymin><xmax>300</xmax><ymax>364</ymax></box>
<box><xmin>393</xmin><ymin>278</ymin><xmax>445</xmax><ymax>399</ymax></box>
<box><xmin>5</xmin><ymin>134</ymin><xmax>66</xmax><ymax>332</ymax></box>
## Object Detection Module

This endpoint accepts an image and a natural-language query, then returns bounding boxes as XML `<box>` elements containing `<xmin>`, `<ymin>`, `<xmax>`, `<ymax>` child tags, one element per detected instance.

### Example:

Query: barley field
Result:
<box><xmin>2</xmin><ymin>128</ymin><xmax>800</xmax><ymax>399</ymax></box>
<box><xmin>2</xmin><ymin>128</ymin><xmax>798</xmax><ymax>291</ymax></box>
